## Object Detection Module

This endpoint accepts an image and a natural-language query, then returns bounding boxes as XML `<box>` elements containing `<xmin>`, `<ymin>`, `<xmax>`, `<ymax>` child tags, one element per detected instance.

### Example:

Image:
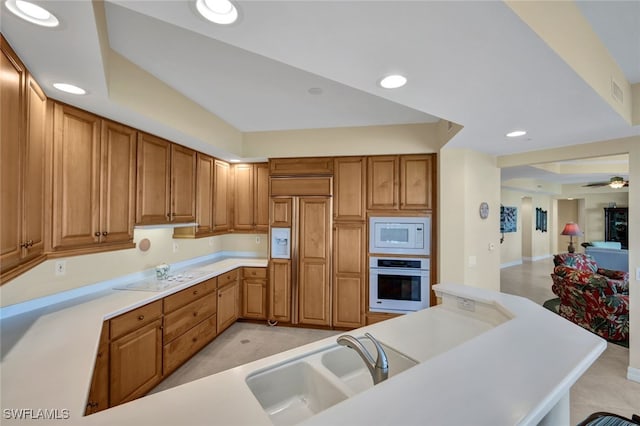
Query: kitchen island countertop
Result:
<box><xmin>1</xmin><ymin>267</ymin><xmax>605</xmax><ymax>425</ymax></box>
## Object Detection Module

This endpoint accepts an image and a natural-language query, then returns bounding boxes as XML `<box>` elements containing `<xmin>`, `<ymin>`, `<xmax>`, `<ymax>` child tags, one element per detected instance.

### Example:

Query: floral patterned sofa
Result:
<box><xmin>551</xmin><ymin>253</ymin><xmax>629</xmax><ymax>342</ymax></box>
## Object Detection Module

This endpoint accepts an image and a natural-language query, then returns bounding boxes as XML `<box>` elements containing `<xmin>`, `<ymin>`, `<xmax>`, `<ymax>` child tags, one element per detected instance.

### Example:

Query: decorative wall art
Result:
<box><xmin>535</xmin><ymin>208</ymin><xmax>548</xmax><ymax>232</ymax></box>
<box><xmin>500</xmin><ymin>206</ymin><xmax>517</xmax><ymax>233</ymax></box>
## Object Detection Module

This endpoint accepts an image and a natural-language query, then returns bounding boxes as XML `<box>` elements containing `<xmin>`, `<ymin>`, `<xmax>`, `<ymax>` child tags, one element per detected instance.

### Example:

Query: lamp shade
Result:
<box><xmin>561</xmin><ymin>222</ymin><xmax>583</xmax><ymax>236</ymax></box>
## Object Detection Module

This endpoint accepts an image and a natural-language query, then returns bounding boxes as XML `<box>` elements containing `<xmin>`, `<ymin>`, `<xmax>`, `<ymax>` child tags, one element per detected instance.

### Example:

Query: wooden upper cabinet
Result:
<box><xmin>213</xmin><ymin>159</ymin><xmax>230</xmax><ymax>232</ymax></box>
<box><xmin>400</xmin><ymin>154</ymin><xmax>433</xmax><ymax>210</ymax></box>
<box><xmin>367</xmin><ymin>156</ymin><xmax>399</xmax><ymax>210</ymax></box>
<box><xmin>170</xmin><ymin>144</ymin><xmax>196</xmax><ymax>223</ymax></box>
<box><xmin>52</xmin><ymin>103</ymin><xmax>101</xmax><ymax>249</ymax></box>
<box><xmin>334</xmin><ymin>157</ymin><xmax>366</xmax><ymax>221</ymax></box>
<box><xmin>367</xmin><ymin>154</ymin><xmax>434</xmax><ymax>211</ymax></box>
<box><xmin>233</xmin><ymin>164</ymin><xmax>254</xmax><ymax>231</ymax></box>
<box><xmin>254</xmin><ymin>163</ymin><xmax>269</xmax><ymax>232</ymax></box>
<box><xmin>100</xmin><ymin>120</ymin><xmax>137</xmax><ymax>244</ymax></box>
<box><xmin>136</xmin><ymin>133</ymin><xmax>171</xmax><ymax>225</ymax></box>
<box><xmin>270</xmin><ymin>198</ymin><xmax>292</xmax><ymax>227</ymax></box>
<box><xmin>1</xmin><ymin>37</ymin><xmax>26</xmax><ymax>273</ymax></box>
<box><xmin>269</xmin><ymin>157</ymin><xmax>333</xmax><ymax>176</ymax></box>
<box><xmin>52</xmin><ymin>106</ymin><xmax>137</xmax><ymax>250</ymax></box>
<box><xmin>195</xmin><ymin>153</ymin><xmax>215</xmax><ymax>235</ymax></box>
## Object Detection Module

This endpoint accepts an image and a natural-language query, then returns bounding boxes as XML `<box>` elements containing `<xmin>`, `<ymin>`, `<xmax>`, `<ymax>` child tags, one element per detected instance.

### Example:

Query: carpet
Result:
<box><xmin>542</xmin><ymin>297</ymin><xmax>629</xmax><ymax>348</ymax></box>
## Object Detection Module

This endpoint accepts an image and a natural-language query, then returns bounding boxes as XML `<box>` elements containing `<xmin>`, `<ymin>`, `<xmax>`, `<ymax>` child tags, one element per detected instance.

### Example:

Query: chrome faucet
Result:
<box><xmin>337</xmin><ymin>332</ymin><xmax>389</xmax><ymax>385</ymax></box>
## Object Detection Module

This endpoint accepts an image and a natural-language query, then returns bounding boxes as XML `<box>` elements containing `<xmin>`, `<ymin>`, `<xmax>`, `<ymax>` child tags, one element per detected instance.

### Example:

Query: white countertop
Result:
<box><xmin>1</xmin><ymin>266</ymin><xmax>606</xmax><ymax>426</ymax></box>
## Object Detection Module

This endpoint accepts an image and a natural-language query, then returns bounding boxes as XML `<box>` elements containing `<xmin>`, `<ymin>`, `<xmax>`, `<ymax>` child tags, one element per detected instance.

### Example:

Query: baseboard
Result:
<box><xmin>523</xmin><ymin>254</ymin><xmax>553</xmax><ymax>262</ymax></box>
<box><xmin>627</xmin><ymin>366</ymin><xmax>640</xmax><ymax>383</ymax></box>
<box><xmin>501</xmin><ymin>260</ymin><xmax>523</xmax><ymax>269</ymax></box>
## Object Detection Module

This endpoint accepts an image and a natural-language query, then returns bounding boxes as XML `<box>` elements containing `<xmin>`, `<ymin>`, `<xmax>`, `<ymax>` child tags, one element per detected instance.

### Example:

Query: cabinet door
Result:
<box><xmin>22</xmin><ymin>75</ymin><xmax>46</xmax><ymax>260</ymax></box>
<box><xmin>86</xmin><ymin>322</ymin><xmax>110</xmax><ymax>415</ymax></box>
<box><xmin>136</xmin><ymin>133</ymin><xmax>171</xmax><ymax>225</ymax></box>
<box><xmin>254</xmin><ymin>163</ymin><xmax>270</xmax><ymax>232</ymax></box>
<box><xmin>0</xmin><ymin>37</ymin><xmax>25</xmax><ymax>270</ymax></box>
<box><xmin>400</xmin><ymin>154</ymin><xmax>433</xmax><ymax>210</ymax></box>
<box><xmin>333</xmin><ymin>223</ymin><xmax>365</xmax><ymax>328</ymax></box>
<box><xmin>367</xmin><ymin>156</ymin><xmax>398</xmax><ymax>210</ymax></box>
<box><xmin>110</xmin><ymin>319</ymin><xmax>163</xmax><ymax>406</ymax></box>
<box><xmin>171</xmin><ymin>144</ymin><xmax>196</xmax><ymax>223</ymax></box>
<box><xmin>100</xmin><ymin>120</ymin><xmax>136</xmax><ymax>244</ymax></box>
<box><xmin>213</xmin><ymin>160</ymin><xmax>230</xmax><ymax>232</ymax></box>
<box><xmin>334</xmin><ymin>157</ymin><xmax>366</xmax><ymax>221</ymax></box>
<box><xmin>195</xmin><ymin>154</ymin><xmax>215</xmax><ymax>235</ymax></box>
<box><xmin>243</xmin><ymin>279</ymin><xmax>267</xmax><ymax>319</ymax></box>
<box><xmin>52</xmin><ymin>103</ymin><xmax>101</xmax><ymax>249</ymax></box>
<box><xmin>233</xmin><ymin>164</ymin><xmax>255</xmax><ymax>231</ymax></box>
<box><xmin>270</xmin><ymin>198</ymin><xmax>292</xmax><ymax>227</ymax></box>
<box><xmin>217</xmin><ymin>281</ymin><xmax>238</xmax><ymax>333</ymax></box>
<box><xmin>298</xmin><ymin>197</ymin><xmax>331</xmax><ymax>326</ymax></box>
<box><xmin>269</xmin><ymin>259</ymin><xmax>291</xmax><ymax>322</ymax></box>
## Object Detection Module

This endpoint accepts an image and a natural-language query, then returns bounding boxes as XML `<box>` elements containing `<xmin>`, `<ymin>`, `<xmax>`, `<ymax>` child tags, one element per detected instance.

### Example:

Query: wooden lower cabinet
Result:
<box><xmin>85</xmin><ymin>322</ymin><xmax>110</xmax><ymax>415</ymax></box>
<box><xmin>110</xmin><ymin>318</ymin><xmax>163</xmax><ymax>406</ymax></box>
<box><xmin>217</xmin><ymin>280</ymin><xmax>239</xmax><ymax>333</ymax></box>
<box><xmin>242</xmin><ymin>267</ymin><xmax>267</xmax><ymax>320</ymax></box>
<box><xmin>333</xmin><ymin>223</ymin><xmax>366</xmax><ymax>328</ymax></box>
<box><xmin>269</xmin><ymin>259</ymin><xmax>291</xmax><ymax>323</ymax></box>
<box><xmin>163</xmin><ymin>315</ymin><xmax>217</xmax><ymax>375</ymax></box>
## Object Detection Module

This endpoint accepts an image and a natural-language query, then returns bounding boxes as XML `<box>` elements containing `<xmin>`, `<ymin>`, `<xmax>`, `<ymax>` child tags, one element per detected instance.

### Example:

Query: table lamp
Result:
<box><xmin>561</xmin><ymin>222</ymin><xmax>583</xmax><ymax>253</ymax></box>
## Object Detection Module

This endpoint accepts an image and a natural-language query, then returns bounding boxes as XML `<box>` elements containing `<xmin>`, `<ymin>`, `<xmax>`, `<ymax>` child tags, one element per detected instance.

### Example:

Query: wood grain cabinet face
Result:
<box><xmin>213</xmin><ymin>160</ymin><xmax>231</xmax><ymax>232</ymax></box>
<box><xmin>334</xmin><ymin>157</ymin><xmax>366</xmax><ymax>221</ymax></box>
<box><xmin>333</xmin><ymin>223</ymin><xmax>365</xmax><ymax>328</ymax></box>
<box><xmin>1</xmin><ymin>38</ymin><xmax>47</xmax><ymax>277</ymax></box>
<box><xmin>217</xmin><ymin>280</ymin><xmax>239</xmax><ymax>333</ymax></box>
<box><xmin>242</xmin><ymin>267</ymin><xmax>267</xmax><ymax>320</ymax></box>
<box><xmin>269</xmin><ymin>259</ymin><xmax>291</xmax><ymax>323</ymax></box>
<box><xmin>136</xmin><ymin>133</ymin><xmax>171</xmax><ymax>225</ymax></box>
<box><xmin>367</xmin><ymin>156</ymin><xmax>399</xmax><ymax>210</ymax></box>
<box><xmin>400</xmin><ymin>155</ymin><xmax>433</xmax><ymax>210</ymax></box>
<box><xmin>233</xmin><ymin>164</ymin><xmax>255</xmax><ymax>231</ymax></box>
<box><xmin>170</xmin><ymin>144</ymin><xmax>196</xmax><ymax>223</ymax></box>
<box><xmin>270</xmin><ymin>198</ymin><xmax>292</xmax><ymax>227</ymax></box>
<box><xmin>195</xmin><ymin>154</ymin><xmax>215</xmax><ymax>235</ymax></box>
<box><xmin>254</xmin><ymin>163</ymin><xmax>270</xmax><ymax>232</ymax></box>
<box><xmin>85</xmin><ymin>322</ymin><xmax>110</xmax><ymax>415</ymax></box>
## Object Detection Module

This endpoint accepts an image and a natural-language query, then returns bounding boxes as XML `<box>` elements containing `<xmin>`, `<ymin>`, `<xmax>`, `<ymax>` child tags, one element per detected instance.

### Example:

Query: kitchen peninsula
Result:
<box><xmin>1</xmin><ymin>260</ymin><xmax>605</xmax><ymax>426</ymax></box>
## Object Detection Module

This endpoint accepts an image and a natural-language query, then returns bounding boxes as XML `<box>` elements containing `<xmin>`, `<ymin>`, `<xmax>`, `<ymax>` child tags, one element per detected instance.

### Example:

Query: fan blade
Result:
<box><xmin>582</xmin><ymin>182</ymin><xmax>609</xmax><ymax>187</ymax></box>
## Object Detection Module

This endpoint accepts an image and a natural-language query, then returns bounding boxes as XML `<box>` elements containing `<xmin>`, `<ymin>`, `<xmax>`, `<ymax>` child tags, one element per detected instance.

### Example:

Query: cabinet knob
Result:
<box><xmin>192</xmin><ymin>337</ymin><xmax>197</xmax><ymax>343</ymax></box>
<box><xmin>19</xmin><ymin>241</ymin><xmax>27</xmax><ymax>248</ymax></box>
<box><xmin>137</xmin><ymin>315</ymin><xmax>144</xmax><ymax>321</ymax></box>
<box><xmin>193</xmin><ymin>290</ymin><xmax>198</xmax><ymax>295</ymax></box>
<box><xmin>95</xmin><ymin>232</ymin><xmax>101</xmax><ymax>237</ymax></box>
<box><xmin>193</xmin><ymin>312</ymin><xmax>198</xmax><ymax>317</ymax></box>
<box><xmin>102</xmin><ymin>231</ymin><xmax>108</xmax><ymax>236</ymax></box>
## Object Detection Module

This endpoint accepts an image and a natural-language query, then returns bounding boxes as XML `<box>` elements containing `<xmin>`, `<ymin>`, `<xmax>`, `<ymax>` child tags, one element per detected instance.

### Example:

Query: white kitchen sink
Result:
<box><xmin>246</xmin><ymin>336</ymin><xmax>419</xmax><ymax>425</ymax></box>
<box><xmin>321</xmin><ymin>340</ymin><xmax>418</xmax><ymax>394</ymax></box>
<box><xmin>246</xmin><ymin>360</ymin><xmax>348</xmax><ymax>426</ymax></box>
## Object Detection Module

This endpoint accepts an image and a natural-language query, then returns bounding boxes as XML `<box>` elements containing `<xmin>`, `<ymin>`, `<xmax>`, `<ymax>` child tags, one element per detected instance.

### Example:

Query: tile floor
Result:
<box><xmin>150</xmin><ymin>258</ymin><xmax>640</xmax><ymax>424</ymax></box>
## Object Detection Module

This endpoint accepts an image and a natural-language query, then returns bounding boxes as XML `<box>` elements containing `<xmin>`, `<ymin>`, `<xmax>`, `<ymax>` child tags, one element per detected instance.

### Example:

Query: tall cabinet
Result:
<box><xmin>1</xmin><ymin>37</ymin><xmax>47</xmax><ymax>278</ymax></box>
<box><xmin>604</xmin><ymin>207</ymin><xmax>628</xmax><ymax>249</ymax></box>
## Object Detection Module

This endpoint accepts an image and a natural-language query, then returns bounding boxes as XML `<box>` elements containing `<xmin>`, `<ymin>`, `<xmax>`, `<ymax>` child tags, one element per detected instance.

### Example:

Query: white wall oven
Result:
<box><xmin>369</xmin><ymin>257</ymin><xmax>430</xmax><ymax>313</ymax></box>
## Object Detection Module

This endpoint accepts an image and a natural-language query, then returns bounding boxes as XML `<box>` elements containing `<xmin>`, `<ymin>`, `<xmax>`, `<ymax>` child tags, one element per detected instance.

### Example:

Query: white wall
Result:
<box><xmin>0</xmin><ymin>230</ymin><xmax>268</xmax><ymax>307</ymax></box>
<box><xmin>440</xmin><ymin>148</ymin><xmax>501</xmax><ymax>290</ymax></box>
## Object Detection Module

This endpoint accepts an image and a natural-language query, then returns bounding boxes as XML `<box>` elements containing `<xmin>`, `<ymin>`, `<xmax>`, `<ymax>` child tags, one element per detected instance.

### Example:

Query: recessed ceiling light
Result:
<box><xmin>196</xmin><ymin>0</ymin><xmax>238</xmax><ymax>24</ymax></box>
<box><xmin>5</xmin><ymin>0</ymin><xmax>59</xmax><ymax>27</ymax></box>
<box><xmin>506</xmin><ymin>130</ymin><xmax>527</xmax><ymax>138</ymax></box>
<box><xmin>229</xmin><ymin>159</ymin><xmax>241</xmax><ymax>163</ymax></box>
<box><xmin>53</xmin><ymin>83</ymin><xmax>86</xmax><ymax>95</ymax></box>
<box><xmin>379</xmin><ymin>74</ymin><xmax>407</xmax><ymax>89</ymax></box>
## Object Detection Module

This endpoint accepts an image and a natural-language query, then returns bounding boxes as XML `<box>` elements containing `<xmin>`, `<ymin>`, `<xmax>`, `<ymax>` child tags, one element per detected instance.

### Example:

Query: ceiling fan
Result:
<box><xmin>583</xmin><ymin>176</ymin><xmax>629</xmax><ymax>188</ymax></box>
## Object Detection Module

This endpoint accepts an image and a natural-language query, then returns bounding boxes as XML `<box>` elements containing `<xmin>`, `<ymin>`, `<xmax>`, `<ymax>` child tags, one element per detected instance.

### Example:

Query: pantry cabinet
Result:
<box><xmin>269</xmin><ymin>259</ymin><xmax>291</xmax><ymax>323</ymax></box>
<box><xmin>333</xmin><ymin>223</ymin><xmax>366</xmax><ymax>328</ymax></box>
<box><xmin>109</xmin><ymin>301</ymin><xmax>163</xmax><ymax>406</ymax></box>
<box><xmin>242</xmin><ymin>267</ymin><xmax>267</xmax><ymax>320</ymax></box>
<box><xmin>51</xmin><ymin>105</ymin><xmax>137</xmax><ymax>251</ymax></box>
<box><xmin>1</xmin><ymin>37</ymin><xmax>48</xmax><ymax>279</ymax></box>
<box><xmin>334</xmin><ymin>157</ymin><xmax>366</xmax><ymax>221</ymax></box>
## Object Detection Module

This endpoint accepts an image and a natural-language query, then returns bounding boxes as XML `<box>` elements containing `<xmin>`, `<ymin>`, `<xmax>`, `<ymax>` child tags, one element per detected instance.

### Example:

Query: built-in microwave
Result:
<box><xmin>369</xmin><ymin>216</ymin><xmax>430</xmax><ymax>256</ymax></box>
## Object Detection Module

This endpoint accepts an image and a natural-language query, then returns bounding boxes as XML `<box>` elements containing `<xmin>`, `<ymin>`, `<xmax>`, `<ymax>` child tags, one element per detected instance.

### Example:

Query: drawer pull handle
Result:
<box><xmin>192</xmin><ymin>337</ymin><xmax>197</xmax><ymax>343</ymax></box>
<box><xmin>193</xmin><ymin>290</ymin><xmax>198</xmax><ymax>295</ymax></box>
<box><xmin>138</xmin><ymin>315</ymin><xmax>144</xmax><ymax>321</ymax></box>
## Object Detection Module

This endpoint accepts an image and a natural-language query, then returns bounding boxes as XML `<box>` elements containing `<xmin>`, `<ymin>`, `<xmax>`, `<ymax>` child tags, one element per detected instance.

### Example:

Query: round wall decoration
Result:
<box><xmin>479</xmin><ymin>202</ymin><xmax>490</xmax><ymax>219</ymax></box>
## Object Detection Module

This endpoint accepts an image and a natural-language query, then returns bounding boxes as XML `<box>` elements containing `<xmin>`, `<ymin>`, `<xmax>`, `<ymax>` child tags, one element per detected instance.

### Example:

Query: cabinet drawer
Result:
<box><xmin>164</xmin><ymin>293</ymin><xmax>217</xmax><ymax>343</ymax></box>
<box><xmin>163</xmin><ymin>315</ymin><xmax>217</xmax><ymax>375</ymax></box>
<box><xmin>217</xmin><ymin>269</ymin><xmax>238</xmax><ymax>287</ymax></box>
<box><xmin>243</xmin><ymin>267</ymin><xmax>267</xmax><ymax>279</ymax></box>
<box><xmin>163</xmin><ymin>277</ymin><xmax>217</xmax><ymax>313</ymax></box>
<box><xmin>110</xmin><ymin>300</ymin><xmax>162</xmax><ymax>339</ymax></box>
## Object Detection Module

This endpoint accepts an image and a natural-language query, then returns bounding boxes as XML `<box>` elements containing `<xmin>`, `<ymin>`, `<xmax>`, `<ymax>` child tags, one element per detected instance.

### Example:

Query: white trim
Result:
<box><xmin>501</xmin><ymin>260</ymin><xmax>523</xmax><ymax>269</ymax></box>
<box><xmin>0</xmin><ymin>251</ymin><xmax>263</xmax><ymax>320</ymax></box>
<box><xmin>627</xmin><ymin>366</ymin><xmax>640</xmax><ymax>383</ymax></box>
<box><xmin>523</xmin><ymin>254</ymin><xmax>553</xmax><ymax>262</ymax></box>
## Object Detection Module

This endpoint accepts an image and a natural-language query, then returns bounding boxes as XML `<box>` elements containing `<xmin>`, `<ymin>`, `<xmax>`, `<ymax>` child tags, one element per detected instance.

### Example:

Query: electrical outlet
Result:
<box><xmin>55</xmin><ymin>260</ymin><xmax>66</xmax><ymax>276</ymax></box>
<box><xmin>173</xmin><ymin>242</ymin><xmax>179</xmax><ymax>253</ymax></box>
<box><xmin>457</xmin><ymin>297</ymin><xmax>475</xmax><ymax>312</ymax></box>
<box><xmin>256</xmin><ymin>236</ymin><xmax>261</xmax><ymax>244</ymax></box>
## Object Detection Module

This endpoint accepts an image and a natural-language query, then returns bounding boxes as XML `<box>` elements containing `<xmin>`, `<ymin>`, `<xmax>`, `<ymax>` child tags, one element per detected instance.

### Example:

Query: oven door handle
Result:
<box><xmin>369</xmin><ymin>268</ymin><xmax>428</xmax><ymax>275</ymax></box>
